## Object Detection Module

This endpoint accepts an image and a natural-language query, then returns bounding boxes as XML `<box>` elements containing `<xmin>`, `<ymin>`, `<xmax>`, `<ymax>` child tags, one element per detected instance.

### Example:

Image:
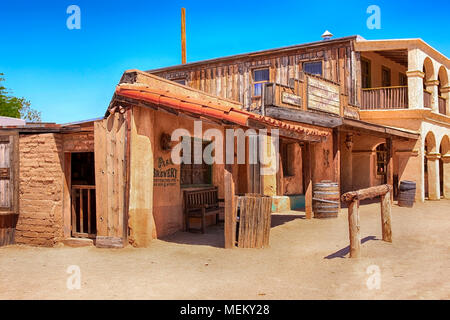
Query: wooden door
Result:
<box><xmin>94</xmin><ymin>113</ymin><xmax>128</xmax><ymax>248</ymax></box>
<box><xmin>0</xmin><ymin>133</ymin><xmax>19</xmax><ymax>246</ymax></box>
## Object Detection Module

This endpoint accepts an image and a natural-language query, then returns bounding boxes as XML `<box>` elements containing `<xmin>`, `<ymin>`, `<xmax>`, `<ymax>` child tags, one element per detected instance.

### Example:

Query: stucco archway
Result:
<box><xmin>424</xmin><ymin>131</ymin><xmax>440</xmax><ymax>200</ymax></box>
<box><xmin>440</xmin><ymin>135</ymin><xmax>450</xmax><ymax>199</ymax></box>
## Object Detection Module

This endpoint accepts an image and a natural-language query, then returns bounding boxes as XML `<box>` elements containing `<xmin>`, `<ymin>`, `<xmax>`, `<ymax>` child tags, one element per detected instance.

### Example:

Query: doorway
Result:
<box><xmin>70</xmin><ymin>152</ymin><xmax>96</xmax><ymax>239</ymax></box>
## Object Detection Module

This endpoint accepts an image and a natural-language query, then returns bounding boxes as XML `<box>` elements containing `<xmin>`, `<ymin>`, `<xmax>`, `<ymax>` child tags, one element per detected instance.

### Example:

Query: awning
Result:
<box><xmin>112</xmin><ymin>83</ymin><xmax>331</xmax><ymax>142</ymax></box>
<box><xmin>340</xmin><ymin>118</ymin><xmax>419</xmax><ymax>140</ymax></box>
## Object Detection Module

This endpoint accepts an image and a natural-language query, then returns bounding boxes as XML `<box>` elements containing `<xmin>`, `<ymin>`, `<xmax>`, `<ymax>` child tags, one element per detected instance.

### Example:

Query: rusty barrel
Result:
<box><xmin>313</xmin><ymin>181</ymin><xmax>340</xmax><ymax>218</ymax></box>
<box><xmin>398</xmin><ymin>180</ymin><xmax>416</xmax><ymax>208</ymax></box>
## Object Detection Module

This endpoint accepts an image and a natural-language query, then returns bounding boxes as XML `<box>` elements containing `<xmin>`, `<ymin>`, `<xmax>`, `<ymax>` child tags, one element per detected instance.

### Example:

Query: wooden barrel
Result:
<box><xmin>313</xmin><ymin>181</ymin><xmax>340</xmax><ymax>218</ymax></box>
<box><xmin>398</xmin><ymin>180</ymin><xmax>416</xmax><ymax>208</ymax></box>
<box><xmin>0</xmin><ymin>214</ymin><xmax>18</xmax><ymax>247</ymax></box>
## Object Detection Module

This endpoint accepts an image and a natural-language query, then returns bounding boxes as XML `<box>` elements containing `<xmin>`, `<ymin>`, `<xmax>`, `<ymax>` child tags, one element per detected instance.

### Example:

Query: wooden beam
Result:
<box><xmin>181</xmin><ymin>8</ymin><xmax>186</xmax><ymax>64</ymax></box>
<box><xmin>348</xmin><ymin>199</ymin><xmax>361</xmax><ymax>258</ymax></box>
<box><xmin>302</xmin><ymin>142</ymin><xmax>313</xmax><ymax>219</ymax></box>
<box><xmin>386</xmin><ymin>137</ymin><xmax>394</xmax><ymax>202</ymax></box>
<box><xmin>224</xmin><ymin>163</ymin><xmax>236</xmax><ymax>249</ymax></box>
<box><xmin>380</xmin><ymin>191</ymin><xmax>392</xmax><ymax>242</ymax></box>
<box><xmin>265</xmin><ymin>106</ymin><xmax>343</xmax><ymax>128</ymax></box>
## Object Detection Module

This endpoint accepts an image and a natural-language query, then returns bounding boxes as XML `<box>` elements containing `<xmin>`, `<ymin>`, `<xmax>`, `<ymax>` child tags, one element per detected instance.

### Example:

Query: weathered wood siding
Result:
<box><xmin>151</xmin><ymin>40</ymin><xmax>359</xmax><ymax>110</ymax></box>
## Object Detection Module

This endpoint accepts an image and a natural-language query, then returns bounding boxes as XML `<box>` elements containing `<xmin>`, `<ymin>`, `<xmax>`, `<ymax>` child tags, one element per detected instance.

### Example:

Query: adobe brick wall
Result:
<box><xmin>15</xmin><ymin>133</ymin><xmax>64</xmax><ymax>246</ymax></box>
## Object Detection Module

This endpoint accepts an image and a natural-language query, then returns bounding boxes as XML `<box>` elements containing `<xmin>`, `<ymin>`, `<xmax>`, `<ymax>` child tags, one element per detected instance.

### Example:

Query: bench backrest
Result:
<box><xmin>184</xmin><ymin>187</ymin><xmax>218</xmax><ymax>208</ymax></box>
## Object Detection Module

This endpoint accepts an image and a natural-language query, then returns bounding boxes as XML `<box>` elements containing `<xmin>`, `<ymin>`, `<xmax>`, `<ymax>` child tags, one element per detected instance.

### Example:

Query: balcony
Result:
<box><xmin>361</xmin><ymin>86</ymin><xmax>446</xmax><ymax>115</ymax></box>
<box><xmin>361</xmin><ymin>86</ymin><xmax>408</xmax><ymax>110</ymax></box>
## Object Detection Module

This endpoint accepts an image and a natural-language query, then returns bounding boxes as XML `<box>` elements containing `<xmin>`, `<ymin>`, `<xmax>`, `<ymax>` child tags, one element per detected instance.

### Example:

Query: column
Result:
<box><xmin>442</xmin><ymin>154</ymin><xmax>450</xmax><ymax>200</ymax></box>
<box><xmin>425</xmin><ymin>80</ymin><xmax>440</xmax><ymax>112</ymax></box>
<box><xmin>426</xmin><ymin>152</ymin><xmax>441</xmax><ymax>200</ymax></box>
<box><xmin>441</xmin><ymin>85</ymin><xmax>450</xmax><ymax>115</ymax></box>
<box><xmin>406</xmin><ymin>70</ymin><xmax>425</xmax><ymax>109</ymax></box>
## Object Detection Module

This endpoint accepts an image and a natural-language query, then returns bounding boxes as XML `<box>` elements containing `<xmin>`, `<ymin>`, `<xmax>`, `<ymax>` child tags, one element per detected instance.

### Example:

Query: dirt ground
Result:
<box><xmin>0</xmin><ymin>200</ymin><xmax>449</xmax><ymax>300</ymax></box>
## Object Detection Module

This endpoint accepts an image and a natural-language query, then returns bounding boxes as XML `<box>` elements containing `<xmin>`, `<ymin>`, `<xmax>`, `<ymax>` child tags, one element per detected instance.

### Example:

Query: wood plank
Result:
<box><xmin>348</xmin><ymin>200</ymin><xmax>361</xmax><ymax>258</ymax></box>
<box><xmin>265</xmin><ymin>106</ymin><xmax>343</xmax><ymax>128</ymax></box>
<box><xmin>224</xmin><ymin>162</ymin><xmax>236</xmax><ymax>249</ymax></box>
<box><xmin>302</xmin><ymin>142</ymin><xmax>313</xmax><ymax>219</ymax></box>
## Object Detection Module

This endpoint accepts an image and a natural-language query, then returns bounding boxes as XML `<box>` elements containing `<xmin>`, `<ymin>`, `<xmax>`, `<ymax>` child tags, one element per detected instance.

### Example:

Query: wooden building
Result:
<box><xmin>1</xmin><ymin>35</ymin><xmax>448</xmax><ymax>249</ymax></box>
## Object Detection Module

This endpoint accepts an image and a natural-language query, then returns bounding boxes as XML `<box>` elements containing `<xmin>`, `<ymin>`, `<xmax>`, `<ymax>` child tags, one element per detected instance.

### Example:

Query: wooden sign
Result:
<box><xmin>281</xmin><ymin>92</ymin><xmax>302</xmax><ymax>107</ymax></box>
<box><xmin>344</xmin><ymin>105</ymin><xmax>360</xmax><ymax>120</ymax></box>
<box><xmin>307</xmin><ymin>76</ymin><xmax>340</xmax><ymax>115</ymax></box>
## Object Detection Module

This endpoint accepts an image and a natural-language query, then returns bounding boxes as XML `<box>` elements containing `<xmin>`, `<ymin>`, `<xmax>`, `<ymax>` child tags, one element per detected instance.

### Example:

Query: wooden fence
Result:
<box><xmin>71</xmin><ymin>185</ymin><xmax>96</xmax><ymax>238</ymax></box>
<box><xmin>235</xmin><ymin>195</ymin><xmax>272</xmax><ymax>248</ymax></box>
<box><xmin>341</xmin><ymin>184</ymin><xmax>393</xmax><ymax>258</ymax></box>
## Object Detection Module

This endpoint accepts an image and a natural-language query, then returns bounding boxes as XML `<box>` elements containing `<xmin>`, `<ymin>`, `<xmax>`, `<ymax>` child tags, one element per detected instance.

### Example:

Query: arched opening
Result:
<box><xmin>423</xmin><ymin>58</ymin><xmax>435</xmax><ymax>109</ymax></box>
<box><xmin>438</xmin><ymin>66</ymin><xmax>449</xmax><ymax>114</ymax></box>
<box><xmin>440</xmin><ymin>135</ymin><xmax>450</xmax><ymax>198</ymax></box>
<box><xmin>424</xmin><ymin>131</ymin><xmax>439</xmax><ymax>199</ymax></box>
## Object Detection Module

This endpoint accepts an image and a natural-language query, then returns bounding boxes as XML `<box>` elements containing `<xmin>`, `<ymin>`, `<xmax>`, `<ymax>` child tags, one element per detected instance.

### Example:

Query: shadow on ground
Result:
<box><xmin>324</xmin><ymin>235</ymin><xmax>378</xmax><ymax>259</ymax></box>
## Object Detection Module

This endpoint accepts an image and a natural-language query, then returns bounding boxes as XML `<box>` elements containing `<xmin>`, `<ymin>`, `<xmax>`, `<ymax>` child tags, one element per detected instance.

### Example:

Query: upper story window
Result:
<box><xmin>253</xmin><ymin>68</ymin><xmax>269</xmax><ymax>97</ymax></box>
<box><xmin>172</xmin><ymin>78</ymin><xmax>187</xmax><ymax>85</ymax></box>
<box><xmin>303</xmin><ymin>61</ymin><xmax>323</xmax><ymax>76</ymax></box>
<box><xmin>381</xmin><ymin>66</ymin><xmax>391</xmax><ymax>87</ymax></box>
<box><xmin>399</xmin><ymin>73</ymin><xmax>407</xmax><ymax>86</ymax></box>
<box><xmin>361</xmin><ymin>58</ymin><xmax>371</xmax><ymax>88</ymax></box>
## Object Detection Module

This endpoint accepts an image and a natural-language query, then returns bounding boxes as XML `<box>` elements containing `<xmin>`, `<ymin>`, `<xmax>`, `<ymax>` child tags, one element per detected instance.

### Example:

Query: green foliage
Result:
<box><xmin>0</xmin><ymin>73</ymin><xmax>42</xmax><ymax>122</ymax></box>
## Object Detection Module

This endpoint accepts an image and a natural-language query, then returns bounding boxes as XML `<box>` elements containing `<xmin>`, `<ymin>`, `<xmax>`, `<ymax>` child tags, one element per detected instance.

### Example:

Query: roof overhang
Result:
<box><xmin>339</xmin><ymin>118</ymin><xmax>420</xmax><ymax>140</ymax></box>
<box><xmin>355</xmin><ymin>38</ymin><xmax>450</xmax><ymax>69</ymax></box>
<box><xmin>110</xmin><ymin>72</ymin><xmax>331</xmax><ymax>142</ymax></box>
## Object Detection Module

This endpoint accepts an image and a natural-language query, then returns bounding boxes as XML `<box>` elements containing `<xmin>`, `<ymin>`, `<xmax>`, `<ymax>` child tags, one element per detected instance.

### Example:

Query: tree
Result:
<box><xmin>0</xmin><ymin>73</ymin><xmax>42</xmax><ymax>122</ymax></box>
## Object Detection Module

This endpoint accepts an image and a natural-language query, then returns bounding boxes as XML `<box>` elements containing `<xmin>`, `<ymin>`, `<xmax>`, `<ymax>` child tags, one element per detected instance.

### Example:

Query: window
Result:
<box><xmin>399</xmin><ymin>73</ymin><xmax>407</xmax><ymax>86</ymax></box>
<box><xmin>303</xmin><ymin>61</ymin><xmax>323</xmax><ymax>76</ymax></box>
<box><xmin>381</xmin><ymin>66</ymin><xmax>391</xmax><ymax>87</ymax></box>
<box><xmin>281</xmin><ymin>142</ymin><xmax>295</xmax><ymax>177</ymax></box>
<box><xmin>180</xmin><ymin>138</ymin><xmax>213</xmax><ymax>187</ymax></box>
<box><xmin>376</xmin><ymin>144</ymin><xmax>387</xmax><ymax>176</ymax></box>
<box><xmin>252</xmin><ymin>68</ymin><xmax>269</xmax><ymax>97</ymax></box>
<box><xmin>172</xmin><ymin>78</ymin><xmax>186</xmax><ymax>85</ymax></box>
<box><xmin>361</xmin><ymin>58</ymin><xmax>371</xmax><ymax>88</ymax></box>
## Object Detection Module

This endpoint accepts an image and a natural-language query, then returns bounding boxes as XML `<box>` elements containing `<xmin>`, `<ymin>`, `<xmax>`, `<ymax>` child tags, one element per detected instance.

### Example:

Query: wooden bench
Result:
<box><xmin>184</xmin><ymin>187</ymin><xmax>224</xmax><ymax>233</ymax></box>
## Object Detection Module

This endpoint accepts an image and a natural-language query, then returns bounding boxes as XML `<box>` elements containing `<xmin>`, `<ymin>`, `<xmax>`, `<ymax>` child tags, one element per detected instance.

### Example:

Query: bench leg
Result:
<box><xmin>186</xmin><ymin>214</ymin><xmax>190</xmax><ymax>232</ymax></box>
<box><xmin>216</xmin><ymin>213</ymin><xmax>219</xmax><ymax>225</ymax></box>
<box><xmin>201</xmin><ymin>208</ymin><xmax>206</xmax><ymax>234</ymax></box>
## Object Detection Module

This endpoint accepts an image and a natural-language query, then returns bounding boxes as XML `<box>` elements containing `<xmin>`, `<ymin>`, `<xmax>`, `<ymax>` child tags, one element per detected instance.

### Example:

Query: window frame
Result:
<box><xmin>381</xmin><ymin>66</ymin><xmax>392</xmax><ymax>87</ymax></box>
<box><xmin>303</xmin><ymin>60</ymin><xmax>323</xmax><ymax>77</ymax></box>
<box><xmin>252</xmin><ymin>67</ymin><xmax>270</xmax><ymax>98</ymax></box>
<box><xmin>180</xmin><ymin>137</ymin><xmax>213</xmax><ymax>188</ymax></box>
<box><xmin>171</xmin><ymin>78</ymin><xmax>187</xmax><ymax>86</ymax></box>
<box><xmin>375</xmin><ymin>144</ymin><xmax>387</xmax><ymax>177</ymax></box>
<box><xmin>361</xmin><ymin>58</ymin><xmax>372</xmax><ymax>89</ymax></box>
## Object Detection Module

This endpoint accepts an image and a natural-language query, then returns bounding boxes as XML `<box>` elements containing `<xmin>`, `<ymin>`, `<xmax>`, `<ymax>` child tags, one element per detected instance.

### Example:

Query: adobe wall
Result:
<box><xmin>15</xmin><ymin>133</ymin><xmax>64</xmax><ymax>246</ymax></box>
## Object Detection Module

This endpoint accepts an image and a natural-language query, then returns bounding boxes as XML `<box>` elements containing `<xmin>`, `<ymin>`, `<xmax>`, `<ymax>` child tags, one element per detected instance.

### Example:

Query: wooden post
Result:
<box><xmin>348</xmin><ymin>199</ymin><xmax>361</xmax><ymax>258</ymax></box>
<box><xmin>386</xmin><ymin>137</ymin><xmax>394</xmax><ymax>202</ymax></box>
<box><xmin>224</xmin><ymin>163</ymin><xmax>236</xmax><ymax>248</ymax></box>
<box><xmin>380</xmin><ymin>191</ymin><xmax>392</xmax><ymax>242</ymax></box>
<box><xmin>181</xmin><ymin>8</ymin><xmax>186</xmax><ymax>64</ymax></box>
<box><xmin>302</xmin><ymin>142</ymin><xmax>313</xmax><ymax>219</ymax></box>
<box><xmin>333</xmin><ymin>129</ymin><xmax>341</xmax><ymax>211</ymax></box>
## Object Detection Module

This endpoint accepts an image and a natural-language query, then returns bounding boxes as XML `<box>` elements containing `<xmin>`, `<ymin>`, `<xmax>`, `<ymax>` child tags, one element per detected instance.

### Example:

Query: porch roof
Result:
<box><xmin>111</xmin><ymin>82</ymin><xmax>331</xmax><ymax>142</ymax></box>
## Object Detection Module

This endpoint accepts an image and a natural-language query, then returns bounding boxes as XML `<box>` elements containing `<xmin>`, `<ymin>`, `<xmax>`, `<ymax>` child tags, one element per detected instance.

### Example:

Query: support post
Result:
<box><xmin>386</xmin><ymin>137</ymin><xmax>394</xmax><ymax>202</ymax></box>
<box><xmin>380</xmin><ymin>191</ymin><xmax>392</xmax><ymax>242</ymax></box>
<box><xmin>348</xmin><ymin>199</ymin><xmax>361</xmax><ymax>258</ymax></box>
<box><xmin>224</xmin><ymin>164</ymin><xmax>236</xmax><ymax>248</ymax></box>
<box><xmin>302</xmin><ymin>142</ymin><xmax>313</xmax><ymax>219</ymax></box>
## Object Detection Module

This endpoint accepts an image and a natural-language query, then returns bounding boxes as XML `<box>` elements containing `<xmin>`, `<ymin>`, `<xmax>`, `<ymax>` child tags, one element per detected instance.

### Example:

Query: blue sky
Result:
<box><xmin>1</xmin><ymin>0</ymin><xmax>449</xmax><ymax>123</ymax></box>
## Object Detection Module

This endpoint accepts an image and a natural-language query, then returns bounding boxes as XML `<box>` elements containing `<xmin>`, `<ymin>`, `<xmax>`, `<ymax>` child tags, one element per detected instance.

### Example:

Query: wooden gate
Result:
<box><xmin>0</xmin><ymin>132</ymin><xmax>19</xmax><ymax>246</ymax></box>
<box><xmin>71</xmin><ymin>185</ymin><xmax>96</xmax><ymax>238</ymax></box>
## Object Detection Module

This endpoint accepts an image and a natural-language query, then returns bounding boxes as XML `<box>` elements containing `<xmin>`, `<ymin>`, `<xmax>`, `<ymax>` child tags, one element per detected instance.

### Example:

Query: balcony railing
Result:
<box><xmin>361</xmin><ymin>86</ymin><xmax>408</xmax><ymax>110</ymax></box>
<box><xmin>438</xmin><ymin>96</ymin><xmax>447</xmax><ymax>115</ymax></box>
